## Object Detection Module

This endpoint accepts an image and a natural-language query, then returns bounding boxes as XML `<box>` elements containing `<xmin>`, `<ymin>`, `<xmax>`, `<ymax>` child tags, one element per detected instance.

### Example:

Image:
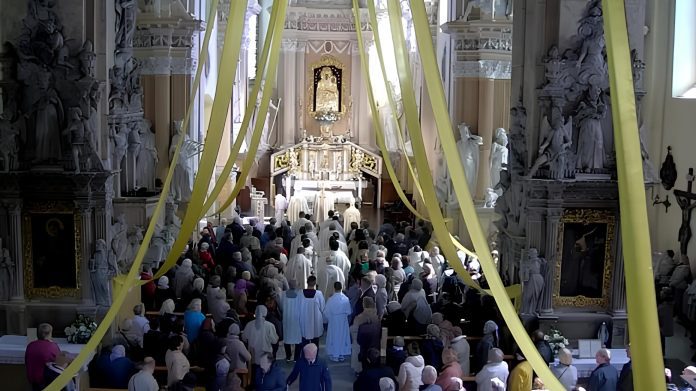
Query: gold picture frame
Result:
<box><xmin>307</xmin><ymin>55</ymin><xmax>348</xmax><ymax>116</ymax></box>
<box><xmin>553</xmin><ymin>209</ymin><xmax>615</xmax><ymax>309</ymax></box>
<box><xmin>22</xmin><ymin>201</ymin><xmax>82</xmax><ymax>299</ymax></box>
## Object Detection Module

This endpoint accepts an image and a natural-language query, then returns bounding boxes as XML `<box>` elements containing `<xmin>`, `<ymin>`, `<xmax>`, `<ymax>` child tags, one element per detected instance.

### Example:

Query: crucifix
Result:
<box><xmin>674</xmin><ymin>167</ymin><xmax>696</xmax><ymax>255</ymax></box>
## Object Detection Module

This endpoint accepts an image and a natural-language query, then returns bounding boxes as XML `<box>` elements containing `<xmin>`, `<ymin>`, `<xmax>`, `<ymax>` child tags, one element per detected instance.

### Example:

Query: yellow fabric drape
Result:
<box><xmin>385</xmin><ymin>0</ymin><xmax>564</xmax><ymax>388</ymax></box>
<box><xmin>212</xmin><ymin>0</ymin><xmax>289</xmax><ymax>215</ymax></box>
<box><xmin>155</xmin><ymin>0</ymin><xmax>253</xmax><ymax>278</ymax></box>
<box><xmin>602</xmin><ymin>0</ymin><xmax>664</xmax><ymax>389</ymax></box>
<box><xmin>43</xmin><ymin>0</ymin><xmax>229</xmax><ymax>388</ymax></box>
<box><xmin>202</xmin><ymin>1</ymin><xmax>283</xmax><ymax>215</ymax></box>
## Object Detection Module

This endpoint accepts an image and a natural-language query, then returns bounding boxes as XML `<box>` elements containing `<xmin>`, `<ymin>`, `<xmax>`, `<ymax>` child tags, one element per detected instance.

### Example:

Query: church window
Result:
<box><xmin>672</xmin><ymin>0</ymin><xmax>696</xmax><ymax>98</ymax></box>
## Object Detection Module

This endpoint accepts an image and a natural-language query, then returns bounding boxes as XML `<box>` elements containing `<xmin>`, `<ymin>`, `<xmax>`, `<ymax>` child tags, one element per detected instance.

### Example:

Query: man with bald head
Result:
<box><xmin>287</xmin><ymin>343</ymin><xmax>332</xmax><ymax>391</ymax></box>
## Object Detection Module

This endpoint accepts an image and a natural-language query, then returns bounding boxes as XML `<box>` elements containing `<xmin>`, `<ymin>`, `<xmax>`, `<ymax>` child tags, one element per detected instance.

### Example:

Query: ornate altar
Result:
<box><xmin>270</xmin><ymin>137</ymin><xmax>382</xmax><ymax>206</ymax></box>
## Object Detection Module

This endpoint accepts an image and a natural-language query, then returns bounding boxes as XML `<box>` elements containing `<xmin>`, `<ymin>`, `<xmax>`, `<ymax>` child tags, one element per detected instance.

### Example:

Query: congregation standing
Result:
<box><xmin>27</xmin><ymin>201</ymin><xmax>693</xmax><ymax>391</ymax></box>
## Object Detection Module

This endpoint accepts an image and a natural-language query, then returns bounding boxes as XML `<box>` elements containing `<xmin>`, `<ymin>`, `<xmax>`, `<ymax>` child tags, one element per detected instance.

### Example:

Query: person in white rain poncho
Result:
<box><xmin>429</xmin><ymin>247</ymin><xmax>445</xmax><ymax>278</ymax></box>
<box><xmin>274</xmin><ymin>192</ymin><xmax>288</xmax><ymax>225</ymax></box>
<box><xmin>242</xmin><ymin>305</ymin><xmax>279</xmax><ymax>365</ymax></box>
<box><xmin>323</xmin><ymin>281</ymin><xmax>352</xmax><ymax>361</ymax></box>
<box><xmin>286</xmin><ymin>246</ymin><xmax>312</xmax><ymax>290</ymax></box>
<box><xmin>318</xmin><ymin>222</ymin><xmax>346</xmax><ymax>253</ymax></box>
<box><xmin>328</xmin><ymin>239</ymin><xmax>351</xmax><ymax>281</ymax></box>
<box><xmin>173</xmin><ymin>258</ymin><xmax>194</xmax><ymax>298</ymax></box>
<box><xmin>408</xmin><ymin>246</ymin><xmax>429</xmax><ymax>277</ymax></box>
<box><xmin>288</xmin><ymin>196</ymin><xmax>310</xmax><ymax>227</ymax></box>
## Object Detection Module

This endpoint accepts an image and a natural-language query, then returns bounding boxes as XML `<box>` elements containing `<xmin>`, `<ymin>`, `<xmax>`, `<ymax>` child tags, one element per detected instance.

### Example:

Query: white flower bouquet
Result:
<box><xmin>544</xmin><ymin>326</ymin><xmax>570</xmax><ymax>355</ymax></box>
<box><xmin>64</xmin><ymin>314</ymin><xmax>98</xmax><ymax>344</ymax></box>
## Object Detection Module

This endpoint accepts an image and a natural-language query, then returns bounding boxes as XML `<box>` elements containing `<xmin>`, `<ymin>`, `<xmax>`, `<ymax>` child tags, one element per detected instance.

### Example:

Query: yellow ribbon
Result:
<box><xmin>211</xmin><ymin>0</ymin><xmax>289</xmax><ymax>215</ymax></box>
<box><xmin>202</xmin><ymin>2</ymin><xmax>283</xmax><ymax>215</ymax></box>
<box><xmin>155</xmin><ymin>0</ymin><xmax>250</xmax><ymax>278</ymax></box>
<box><xmin>44</xmin><ymin>0</ymin><xmax>226</xmax><ymax>388</ymax></box>
<box><xmin>365</xmin><ymin>1</ymin><xmax>479</xmax><ymax>262</ymax></box>
<box><xmin>602</xmin><ymin>0</ymin><xmax>664</xmax><ymax>389</ymax></box>
<box><xmin>404</xmin><ymin>0</ymin><xmax>564</xmax><ymax>387</ymax></box>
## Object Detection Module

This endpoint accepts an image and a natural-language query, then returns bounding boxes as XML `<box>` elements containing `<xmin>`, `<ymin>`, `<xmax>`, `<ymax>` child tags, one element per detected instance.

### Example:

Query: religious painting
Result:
<box><xmin>22</xmin><ymin>201</ymin><xmax>81</xmax><ymax>299</ymax></box>
<box><xmin>308</xmin><ymin>55</ymin><xmax>346</xmax><ymax>114</ymax></box>
<box><xmin>553</xmin><ymin>209</ymin><xmax>615</xmax><ymax>308</ymax></box>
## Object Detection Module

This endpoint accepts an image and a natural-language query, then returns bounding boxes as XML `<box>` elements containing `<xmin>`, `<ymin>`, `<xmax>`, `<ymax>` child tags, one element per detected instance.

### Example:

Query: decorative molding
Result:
<box><xmin>285</xmin><ymin>7</ymin><xmax>371</xmax><ymax>32</ymax></box>
<box><xmin>452</xmin><ymin>59</ymin><xmax>511</xmax><ymax>79</ymax></box>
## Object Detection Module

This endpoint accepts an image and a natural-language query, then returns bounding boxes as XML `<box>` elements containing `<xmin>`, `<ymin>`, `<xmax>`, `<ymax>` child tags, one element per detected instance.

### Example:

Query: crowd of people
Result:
<box><xmin>22</xmin><ymin>210</ymin><xmax>696</xmax><ymax>391</ymax></box>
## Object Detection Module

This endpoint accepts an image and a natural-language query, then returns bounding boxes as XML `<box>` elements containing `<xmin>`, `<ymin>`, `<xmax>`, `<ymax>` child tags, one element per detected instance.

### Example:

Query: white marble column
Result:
<box><xmin>278</xmin><ymin>39</ymin><xmax>298</xmax><ymax>147</ymax></box>
<box><xmin>7</xmin><ymin>201</ymin><xmax>24</xmax><ymax>300</ymax></box>
<box><xmin>541</xmin><ymin>207</ymin><xmax>562</xmax><ymax>315</ymax></box>
<box><xmin>295</xmin><ymin>40</ymin><xmax>307</xmax><ymax>141</ymax></box>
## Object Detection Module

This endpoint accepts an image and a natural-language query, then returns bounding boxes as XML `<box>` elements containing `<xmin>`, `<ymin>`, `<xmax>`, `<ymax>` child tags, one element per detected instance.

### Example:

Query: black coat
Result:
<box><xmin>353</xmin><ymin>364</ymin><xmax>397</xmax><ymax>391</ymax></box>
<box><xmin>357</xmin><ymin>321</ymin><xmax>382</xmax><ymax>363</ymax></box>
<box><xmin>617</xmin><ymin>360</ymin><xmax>633</xmax><ymax>391</ymax></box>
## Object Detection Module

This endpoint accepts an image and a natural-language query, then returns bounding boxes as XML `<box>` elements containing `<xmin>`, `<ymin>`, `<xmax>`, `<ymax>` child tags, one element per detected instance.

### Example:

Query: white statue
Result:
<box><xmin>527</xmin><ymin>107</ymin><xmax>573</xmax><ymax>179</ymax></box>
<box><xmin>110</xmin><ymin>214</ymin><xmax>128</xmax><ymax>271</ymax></box>
<box><xmin>434</xmin><ymin>149</ymin><xmax>450</xmax><ymax>204</ymax></box>
<box><xmin>308</xmin><ymin>159</ymin><xmax>316</xmax><ymax>179</ymax></box>
<box><xmin>0</xmin><ymin>240</ymin><xmax>14</xmax><ymax>301</ymax></box>
<box><xmin>124</xmin><ymin>226</ymin><xmax>143</xmax><ymax>267</ymax></box>
<box><xmin>520</xmin><ymin>248</ymin><xmax>546</xmax><ymax>315</ymax></box>
<box><xmin>484</xmin><ymin>188</ymin><xmax>499</xmax><ymax>208</ymax></box>
<box><xmin>639</xmin><ymin>122</ymin><xmax>659</xmax><ymax>183</ymax></box>
<box><xmin>456</xmin><ymin>123</ymin><xmax>483</xmax><ymax>193</ymax></box>
<box><xmin>136</xmin><ymin>119</ymin><xmax>158</xmax><ymax>190</ymax></box>
<box><xmin>288</xmin><ymin>148</ymin><xmax>299</xmax><ymax>174</ymax></box>
<box><xmin>32</xmin><ymin>69</ymin><xmax>64</xmax><ymax>163</ymax></box>
<box><xmin>169</xmin><ymin>124</ymin><xmax>194</xmax><ymax>202</ymax></box>
<box><xmin>490</xmin><ymin>128</ymin><xmax>508</xmax><ymax>195</ymax></box>
<box><xmin>90</xmin><ymin>239</ymin><xmax>116</xmax><ymax>306</ymax></box>
<box><xmin>335</xmin><ymin>155</ymin><xmax>343</xmax><ymax>174</ymax></box>
<box><xmin>112</xmin><ymin>123</ymin><xmax>129</xmax><ymax>170</ymax></box>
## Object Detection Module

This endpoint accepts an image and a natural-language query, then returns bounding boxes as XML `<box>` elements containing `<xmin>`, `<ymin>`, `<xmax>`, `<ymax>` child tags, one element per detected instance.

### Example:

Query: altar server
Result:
<box><xmin>281</xmin><ymin>279</ymin><xmax>303</xmax><ymax>361</ymax></box>
<box><xmin>324</xmin><ymin>281</ymin><xmax>352</xmax><ymax>361</ymax></box>
<box><xmin>323</xmin><ymin>256</ymin><xmax>346</xmax><ymax>298</ymax></box>
<box><xmin>274</xmin><ymin>192</ymin><xmax>288</xmax><ymax>226</ymax></box>
<box><xmin>288</xmin><ymin>196</ymin><xmax>310</xmax><ymax>226</ymax></box>
<box><xmin>299</xmin><ymin>276</ymin><xmax>325</xmax><ymax>345</ymax></box>
<box><xmin>329</xmin><ymin>239</ymin><xmax>351</xmax><ymax>279</ymax></box>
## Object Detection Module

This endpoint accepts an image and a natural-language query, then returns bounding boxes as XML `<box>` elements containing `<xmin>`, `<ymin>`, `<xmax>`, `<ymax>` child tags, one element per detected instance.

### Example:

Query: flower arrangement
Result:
<box><xmin>313</xmin><ymin>110</ymin><xmax>342</xmax><ymax>123</ymax></box>
<box><xmin>544</xmin><ymin>326</ymin><xmax>569</xmax><ymax>355</ymax></box>
<box><xmin>64</xmin><ymin>314</ymin><xmax>98</xmax><ymax>344</ymax></box>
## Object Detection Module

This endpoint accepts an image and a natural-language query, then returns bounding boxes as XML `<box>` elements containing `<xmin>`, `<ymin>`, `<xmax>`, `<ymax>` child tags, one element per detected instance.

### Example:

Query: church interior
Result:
<box><xmin>0</xmin><ymin>0</ymin><xmax>694</xmax><ymax>390</ymax></box>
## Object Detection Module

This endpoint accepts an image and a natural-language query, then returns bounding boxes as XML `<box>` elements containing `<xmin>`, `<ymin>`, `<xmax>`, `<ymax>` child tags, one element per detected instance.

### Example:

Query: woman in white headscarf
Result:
<box><xmin>159</xmin><ymin>298</ymin><xmax>177</xmax><ymax>334</ymax></box>
<box><xmin>173</xmin><ymin>259</ymin><xmax>194</xmax><ymax>298</ymax></box>
<box><xmin>155</xmin><ymin>275</ymin><xmax>176</xmax><ymax>310</ymax></box>
<box><xmin>474</xmin><ymin>320</ymin><xmax>499</xmax><ymax>373</ymax></box>
<box><xmin>391</xmin><ymin>257</ymin><xmax>406</xmax><ymax>300</ymax></box>
<box><xmin>375</xmin><ymin>274</ymin><xmax>388</xmax><ymax>319</ymax></box>
<box><xmin>242</xmin><ymin>305</ymin><xmax>279</xmax><ymax>365</ymax></box>
<box><xmin>429</xmin><ymin>247</ymin><xmax>445</xmax><ymax>278</ymax></box>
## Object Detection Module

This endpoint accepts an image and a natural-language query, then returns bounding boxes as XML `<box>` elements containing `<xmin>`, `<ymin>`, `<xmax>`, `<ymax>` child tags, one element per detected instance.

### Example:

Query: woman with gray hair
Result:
<box><xmin>183</xmin><ymin>298</ymin><xmax>205</xmax><ymax>342</ymax></box>
<box><xmin>552</xmin><ymin>348</ymin><xmax>578</xmax><ymax>390</ymax></box>
<box><xmin>173</xmin><ymin>258</ymin><xmax>194</xmax><ymax>298</ymax></box>
<box><xmin>400</xmin><ymin>279</ymin><xmax>432</xmax><ymax>335</ymax></box>
<box><xmin>242</xmin><ymin>305</ymin><xmax>279</xmax><ymax>365</ymax></box>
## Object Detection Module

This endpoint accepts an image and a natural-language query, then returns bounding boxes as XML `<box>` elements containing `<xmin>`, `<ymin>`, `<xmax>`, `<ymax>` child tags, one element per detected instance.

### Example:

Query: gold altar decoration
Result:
<box><xmin>22</xmin><ymin>200</ymin><xmax>82</xmax><ymax>299</ymax></box>
<box><xmin>308</xmin><ymin>55</ymin><xmax>349</xmax><ymax>138</ymax></box>
<box><xmin>553</xmin><ymin>209</ymin><xmax>615</xmax><ymax>309</ymax></box>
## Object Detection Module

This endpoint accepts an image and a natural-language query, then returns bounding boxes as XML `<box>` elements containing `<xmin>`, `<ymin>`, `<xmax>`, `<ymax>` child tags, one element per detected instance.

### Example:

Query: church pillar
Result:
<box><xmin>75</xmin><ymin>201</ymin><xmax>95</xmax><ymax>304</ymax></box>
<box><xmin>526</xmin><ymin>209</ymin><xmax>544</xmax><ymax>253</ymax></box>
<box><xmin>541</xmin><ymin>203</ymin><xmax>562</xmax><ymax>315</ymax></box>
<box><xmin>296</xmin><ymin>40</ymin><xmax>307</xmax><ymax>139</ymax></box>
<box><xmin>7</xmin><ymin>201</ymin><xmax>24</xmax><ymax>300</ymax></box>
<box><xmin>441</xmin><ymin>20</ymin><xmax>512</xmax><ymax>201</ymax></box>
<box><xmin>279</xmin><ymin>40</ymin><xmax>298</xmax><ymax>147</ymax></box>
<box><xmin>612</xmin><ymin>222</ymin><xmax>627</xmax><ymax>315</ymax></box>
<box><xmin>475</xmin><ymin>78</ymin><xmax>494</xmax><ymax>200</ymax></box>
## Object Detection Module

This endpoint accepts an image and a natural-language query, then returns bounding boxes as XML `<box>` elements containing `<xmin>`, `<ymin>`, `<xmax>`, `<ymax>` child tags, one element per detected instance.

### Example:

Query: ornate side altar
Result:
<box><xmin>270</xmin><ymin>136</ymin><xmax>382</xmax><ymax>207</ymax></box>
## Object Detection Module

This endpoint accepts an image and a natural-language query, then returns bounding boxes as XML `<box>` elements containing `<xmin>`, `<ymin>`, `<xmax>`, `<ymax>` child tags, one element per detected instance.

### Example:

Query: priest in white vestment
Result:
<box><xmin>287</xmin><ymin>195</ymin><xmax>310</xmax><ymax>226</ymax></box>
<box><xmin>323</xmin><ymin>281</ymin><xmax>352</xmax><ymax>361</ymax></box>
<box><xmin>286</xmin><ymin>247</ymin><xmax>312</xmax><ymax>290</ymax></box>
<box><xmin>280</xmin><ymin>279</ymin><xmax>303</xmax><ymax>360</ymax></box>
<box><xmin>318</xmin><ymin>210</ymin><xmax>337</xmax><ymax>233</ymax></box>
<box><xmin>291</xmin><ymin>212</ymin><xmax>310</xmax><ymax>237</ymax></box>
<box><xmin>274</xmin><ymin>193</ymin><xmax>288</xmax><ymax>226</ymax></box>
<box><xmin>324</xmin><ymin>263</ymin><xmax>345</xmax><ymax>299</ymax></box>
<box><xmin>328</xmin><ymin>240</ymin><xmax>351</xmax><ymax>279</ymax></box>
<box><xmin>299</xmin><ymin>276</ymin><xmax>325</xmax><ymax>343</ymax></box>
<box><xmin>304</xmin><ymin>223</ymin><xmax>320</xmax><ymax>249</ymax></box>
<box><xmin>343</xmin><ymin>200</ymin><xmax>361</xmax><ymax>233</ymax></box>
<box><xmin>318</xmin><ymin>223</ymin><xmax>346</xmax><ymax>253</ymax></box>
<box><xmin>313</xmin><ymin>188</ymin><xmax>335</xmax><ymax>224</ymax></box>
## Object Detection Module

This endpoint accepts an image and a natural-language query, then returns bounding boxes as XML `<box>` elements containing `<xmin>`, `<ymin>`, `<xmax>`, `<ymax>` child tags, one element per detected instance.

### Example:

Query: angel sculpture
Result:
<box><xmin>527</xmin><ymin>107</ymin><xmax>573</xmax><ymax>179</ymax></box>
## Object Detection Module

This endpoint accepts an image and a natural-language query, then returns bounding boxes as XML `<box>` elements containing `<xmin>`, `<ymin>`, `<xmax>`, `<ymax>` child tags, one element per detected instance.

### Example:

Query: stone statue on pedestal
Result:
<box><xmin>484</xmin><ymin>188</ymin><xmax>499</xmax><ymax>208</ymax></box>
<box><xmin>112</xmin><ymin>123</ymin><xmax>129</xmax><ymax>170</ymax></box>
<box><xmin>0</xmin><ymin>116</ymin><xmax>19</xmax><ymax>172</ymax></box>
<box><xmin>28</xmin><ymin>68</ymin><xmax>64</xmax><ymax>163</ymax></box>
<box><xmin>575</xmin><ymin>86</ymin><xmax>607</xmax><ymax>173</ymax></box>
<box><xmin>170</xmin><ymin>124</ymin><xmax>194</xmax><ymax>202</ymax></box>
<box><xmin>90</xmin><ymin>239</ymin><xmax>117</xmax><ymax>306</ymax></box>
<box><xmin>0</xmin><ymin>240</ymin><xmax>14</xmax><ymax>301</ymax></box>
<box><xmin>136</xmin><ymin>119</ymin><xmax>157</xmax><ymax>190</ymax></box>
<box><xmin>456</xmin><ymin>123</ymin><xmax>483</xmax><ymax>192</ymax></box>
<box><xmin>110</xmin><ymin>214</ymin><xmax>129</xmax><ymax>271</ymax></box>
<box><xmin>527</xmin><ymin>107</ymin><xmax>573</xmax><ymax>179</ymax></box>
<box><xmin>520</xmin><ymin>248</ymin><xmax>546</xmax><ymax>315</ymax></box>
<box><xmin>490</xmin><ymin>128</ymin><xmax>508</xmax><ymax>194</ymax></box>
